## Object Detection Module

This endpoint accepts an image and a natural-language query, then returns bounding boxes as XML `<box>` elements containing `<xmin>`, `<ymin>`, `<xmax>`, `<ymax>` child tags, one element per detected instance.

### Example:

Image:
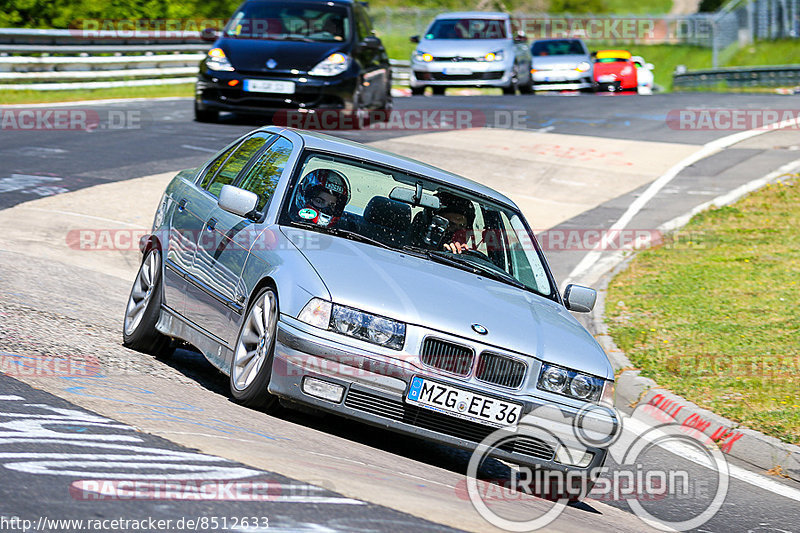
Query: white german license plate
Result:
<box><xmin>406</xmin><ymin>376</ymin><xmax>522</xmax><ymax>428</ymax></box>
<box><xmin>243</xmin><ymin>79</ymin><xmax>295</xmax><ymax>94</ymax></box>
<box><xmin>443</xmin><ymin>67</ymin><xmax>472</xmax><ymax>76</ymax></box>
<box><xmin>597</xmin><ymin>74</ymin><xmax>616</xmax><ymax>82</ymax></box>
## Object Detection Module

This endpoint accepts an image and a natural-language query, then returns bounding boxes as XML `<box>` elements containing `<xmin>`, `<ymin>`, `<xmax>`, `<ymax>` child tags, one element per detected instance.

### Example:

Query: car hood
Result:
<box><xmin>532</xmin><ymin>54</ymin><xmax>590</xmax><ymax>69</ymax></box>
<box><xmin>416</xmin><ymin>38</ymin><xmax>512</xmax><ymax>57</ymax></box>
<box><xmin>217</xmin><ymin>38</ymin><xmax>344</xmax><ymax>73</ymax></box>
<box><xmin>287</xmin><ymin>229</ymin><xmax>613</xmax><ymax>379</ymax></box>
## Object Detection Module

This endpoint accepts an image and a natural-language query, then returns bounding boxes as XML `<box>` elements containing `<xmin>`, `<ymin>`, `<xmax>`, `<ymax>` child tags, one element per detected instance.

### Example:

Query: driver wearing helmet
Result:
<box><xmin>292</xmin><ymin>168</ymin><xmax>350</xmax><ymax>227</ymax></box>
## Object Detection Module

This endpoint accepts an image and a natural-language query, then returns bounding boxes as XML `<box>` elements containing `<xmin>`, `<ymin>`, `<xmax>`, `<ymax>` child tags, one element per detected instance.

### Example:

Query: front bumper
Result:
<box><xmin>410</xmin><ymin>60</ymin><xmax>513</xmax><ymax>88</ymax></box>
<box><xmin>269</xmin><ymin>316</ymin><xmax>612</xmax><ymax>476</ymax></box>
<box><xmin>195</xmin><ymin>69</ymin><xmax>358</xmax><ymax>115</ymax></box>
<box><xmin>532</xmin><ymin>69</ymin><xmax>593</xmax><ymax>91</ymax></box>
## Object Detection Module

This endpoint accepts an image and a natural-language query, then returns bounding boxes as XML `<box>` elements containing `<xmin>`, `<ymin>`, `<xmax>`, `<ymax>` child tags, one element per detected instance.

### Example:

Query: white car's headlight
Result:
<box><xmin>298</xmin><ymin>299</ymin><xmax>406</xmax><ymax>350</ymax></box>
<box><xmin>206</xmin><ymin>48</ymin><xmax>235</xmax><ymax>72</ymax></box>
<box><xmin>309</xmin><ymin>53</ymin><xmax>350</xmax><ymax>76</ymax></box>
<box><xmin>538</xmin><ymin>363</ymin><xmax>605</xmax><ymax>402</ymax></box>
<box><xmin>413</xmin><ymin>51</ymin><xmax>433</xmax><ymax>62</ymax></box>
<box><xmin>575</xmin><ymin>61</ymin><xmax>591</xmax><ymax>72</ymax></box>
<box><xmin>482</xmin><ymin>50</ymin><xmax>504</xmax><ymax>62</ymax></box>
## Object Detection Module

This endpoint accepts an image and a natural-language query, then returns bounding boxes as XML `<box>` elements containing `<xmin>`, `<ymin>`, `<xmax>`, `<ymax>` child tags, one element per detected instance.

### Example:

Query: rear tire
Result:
<box><xmin>123</xmin><ymin>249</ymin><xmax>172</xmax><ymax>356</ymax></box>
<box><xmin>229</xmin><ymin>287</ymin><xmax>280</xmax><ymax>411</ymax></box>
<box><xmin>410</xmin><ymin>86</ymin><xmax>425</xmax><ymax>96</ymax></box>
<box><xmin>431</xmin><ymin>86</ymin><xmax>446</xmax><ymax>96</ymax></box>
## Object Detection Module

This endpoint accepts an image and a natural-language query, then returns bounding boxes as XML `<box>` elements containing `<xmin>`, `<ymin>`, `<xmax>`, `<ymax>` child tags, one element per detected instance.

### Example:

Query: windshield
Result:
<box><xmin>532</xmin><ymin>40</ymin><xmax>585</xmax><ymax>56</ymax></box>
<box><xmin>425</xmin><ymin>18</ymin><xmax>508</xmax><ymax>40</ymax></box>
<box><xmin>224</xmin><ymin>2</ymin><xmax>350</xmax><ymax>42</ymax></box>
<box><xmin>280</xmin><ymin>151</ymin><xmax>555</xmax><ymax>298</ymax></box>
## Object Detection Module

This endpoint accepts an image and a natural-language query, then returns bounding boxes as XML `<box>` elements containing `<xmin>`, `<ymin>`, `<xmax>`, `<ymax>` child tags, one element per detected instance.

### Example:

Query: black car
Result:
<box><xmin>195</xmin><ymin>0</ymin><xmax>392</xmax><ymax>122</ymax></box>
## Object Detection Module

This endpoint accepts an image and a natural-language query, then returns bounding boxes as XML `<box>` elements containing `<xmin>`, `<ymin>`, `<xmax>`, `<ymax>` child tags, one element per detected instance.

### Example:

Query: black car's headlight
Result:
<box><xmin>298</xmin><ymin>299</ymin><xmax>406</xmax><ymax>350</ymax></box>
<box><xmin>309</xmin><ymin>53</ymin><xmax>350</xmax><ymax>76</ymax></box>
<box><xmin>206</xmin><ymin>48</ymin><xmax>235</xmax><ymax>72</ymax></box>
<box><xmin>537</xmin><ymin>363</ymin><xmax>606</xmax><ymax>402</ymax></box>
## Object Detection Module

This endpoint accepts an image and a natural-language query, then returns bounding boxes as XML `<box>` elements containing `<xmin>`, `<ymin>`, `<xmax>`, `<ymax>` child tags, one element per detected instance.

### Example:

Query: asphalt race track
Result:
<box><xmin>1</xmin><ymin>93</ymin><xmax>799</xmax><ymax>532</ymax></box>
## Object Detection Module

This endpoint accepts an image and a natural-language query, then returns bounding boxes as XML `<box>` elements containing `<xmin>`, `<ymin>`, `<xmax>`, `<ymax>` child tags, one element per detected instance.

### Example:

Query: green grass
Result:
<box><xmin>602</xmin><ymin>0</ymin><xmax>673</xmax><ymax>14</ymax></box>
<box><xmin>0</xmin><ymin>84</ymin><xmax>194</xmax><ymax>105</ymax></box>
<box><xmin>605</xmin><ymin>178</ymin><xmax>800</xmax><ymax>444</ymax></box>
<box><xmin>726</xmin><ymin>39</ymin><xmax>800</xmax><ymax>67</ymax></box>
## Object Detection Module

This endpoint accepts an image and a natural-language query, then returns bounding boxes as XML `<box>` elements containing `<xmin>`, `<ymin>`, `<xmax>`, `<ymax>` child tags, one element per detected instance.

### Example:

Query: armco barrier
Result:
<box><xmin>673</xmin><ymin>64</ymin><xmax>800</xmax><ymax>89</ymax></box>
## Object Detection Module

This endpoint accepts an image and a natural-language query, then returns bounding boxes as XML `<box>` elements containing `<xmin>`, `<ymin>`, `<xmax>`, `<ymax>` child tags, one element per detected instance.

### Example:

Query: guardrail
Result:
<box><xmin>673</xmin><ymin>64</ymin><xmax>800</xmax><ymax>89</ymax></box>
<box><xmin>0</xmin><ymin>28</ymin><xmax>412</xmax><ymax>91</ymax></box>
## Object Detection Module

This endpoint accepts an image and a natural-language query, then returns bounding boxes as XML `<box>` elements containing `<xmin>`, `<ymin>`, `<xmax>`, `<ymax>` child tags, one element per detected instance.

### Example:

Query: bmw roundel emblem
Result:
<box><xmin>266</xmin><ymin>58</ymin><xmax>277</xmax><ymax>69</ymax></box>
<box><xmin>471</xmin><ymin>323</ymin><xmax>488</xmax><ymax>335</ymax></box>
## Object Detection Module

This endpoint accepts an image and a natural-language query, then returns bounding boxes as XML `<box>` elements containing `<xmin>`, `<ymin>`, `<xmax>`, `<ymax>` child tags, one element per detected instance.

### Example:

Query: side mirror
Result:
<box><xmin>219</xmin><ymin>185</ymin><xmax>258</xmax><ymax>218</ymax></box>
<box><xmin>361</xmin><ymin>35</ymin><xmax>381</xmax><ymax>49</ymax></box>
<box><xmin>645</xmin><ymin>62</ymin><xmax>654</xmax><ymax>70</ymax></box>
<box><xmin>410</xmin><ymin>35</ymin><xmax>420</xmax><ymax>43</ymax></box>
<box><xmin>201</xmin><ymin>27</ymin><xmax>218</xmax><ymax>42</ymax></box>
<box><xmin>564</xmin><ymin>284</ymin><xmax>596</xmax><ymax>313</ymax></box>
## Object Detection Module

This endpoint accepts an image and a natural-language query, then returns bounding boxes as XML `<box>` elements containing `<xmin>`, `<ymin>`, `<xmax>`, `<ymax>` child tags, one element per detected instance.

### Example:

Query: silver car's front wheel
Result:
<box><xmin>230</xmin><ymin>287</ymin><xmax>279</xmax><ymax>410</ymax></box>
<box><xmin>123</xmin><ymin>249</ymin><xmax>171</xmax><ymax>355</ymax></box>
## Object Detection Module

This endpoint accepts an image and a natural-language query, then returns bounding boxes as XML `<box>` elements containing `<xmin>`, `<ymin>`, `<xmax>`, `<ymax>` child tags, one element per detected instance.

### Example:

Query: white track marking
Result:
<box><xmin>621</xmin><ymin>414</ymin><xmax>800</xmax><ymax>503</ymax></box>
<box><xmin>181</xmin><ymin>144</ymin><xmax>218</xmax><ymax>153</ymax></box>
<box><xmin>0</xmin><ymin>97</ymin><xmax>191</xmax><ymax>109</ymax></box>
<box><xmin>563</xmin><ymin>116</ymin><xmax>800</xmax><ymax>287</ymax></box>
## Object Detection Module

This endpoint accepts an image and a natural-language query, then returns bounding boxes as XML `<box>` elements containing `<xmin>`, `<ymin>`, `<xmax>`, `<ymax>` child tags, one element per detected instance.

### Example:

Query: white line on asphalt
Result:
<box><xmin>0</xmin><ymin>97</ymin><xmax>192</xmax><ymax>109</ymax></box>
<box><xmin>622</xmin><ymin>415</ymin><xmax>800</xmax><ymax>503</ymax></box>
<box><xmin>270</xmin><ymin>496</ymin><xmax>366</xmax><ymax>505</ymax></box>
<box><xmin>0</xmin><ymin>396</ymin><xmax>24</xmax><ymax>401</ymax></box>
<box><xmin>562</xmin><ymin>115</ymin><xmax>800</xmax><ymax>288</ymax></box>
<box><xmin>16</xmin><ymin>207</ymin><xmax>141</xmax><ymax>227</ymax></box>
<box><xmin>181</xmin><ymin>144</ymin><xmax>218</xmax><ymax>153</ymax></box>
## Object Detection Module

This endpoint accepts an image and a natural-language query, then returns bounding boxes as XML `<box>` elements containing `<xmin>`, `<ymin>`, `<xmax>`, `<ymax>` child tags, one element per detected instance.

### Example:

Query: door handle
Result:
<box><xmin>177</xmin><ymin>198</ymin><xmax>187</xmax><ymax>211</ymax></box>
<box><xmin>206</xmin><ymin>218</ymin><xmax>217</xmax><ymax>232</ymax></box>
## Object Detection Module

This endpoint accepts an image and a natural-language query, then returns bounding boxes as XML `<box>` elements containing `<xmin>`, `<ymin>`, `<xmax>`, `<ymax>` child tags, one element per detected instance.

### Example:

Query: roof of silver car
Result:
<box><xmin>266</xmin><ymin>126</ymin><xmax>518</xmax><ymax>209</ymax></box>
<box><xmin>433</xmin><ymin>11</ymin><xmax>509</xmax><ymax>19</ymax></box>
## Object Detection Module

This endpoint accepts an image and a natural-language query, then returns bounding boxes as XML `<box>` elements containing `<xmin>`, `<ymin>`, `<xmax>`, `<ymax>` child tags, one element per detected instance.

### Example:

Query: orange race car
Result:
<box><xmin>592</xmin><ymin>49</ymin><xmax>638</xmax><ymax>92</ymax></box>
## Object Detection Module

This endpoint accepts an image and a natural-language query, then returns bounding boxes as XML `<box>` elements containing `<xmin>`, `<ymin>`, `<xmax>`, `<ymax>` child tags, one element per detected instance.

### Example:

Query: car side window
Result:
<box><xmin>205</xmin><ymin>133</ymin><xmax>274</xmax><ymax>198</ymax></box>
<box><xmin>237</xmin><ymin>136</ymin><xmax>293</xmax><ymax>213</ymax></box>
<box><xmin>354</xmin><ymin>5</ymin><xmax>372</xmax><ymax>40</ymax></box>
<box><xmin>197</xmin><ymin>143</ymin><xmax>240</xmax><ymax>190</ymax></box>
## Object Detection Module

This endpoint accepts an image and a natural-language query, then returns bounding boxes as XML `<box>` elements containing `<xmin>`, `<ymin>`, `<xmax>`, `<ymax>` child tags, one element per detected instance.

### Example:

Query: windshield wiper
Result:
<box><xmin>271</xmin><ymin>34</ymin><xmax>314</xmax><ymax>42</ymax></box>
<box><xmin>294</xmin><ymin>222</ymin><xmax>395</xmax><ymax>250</ymax></box>
<box><xmin>427</xmin><ymin>250</ymin><xmax>528</xmax><ymax>290</ymax></box>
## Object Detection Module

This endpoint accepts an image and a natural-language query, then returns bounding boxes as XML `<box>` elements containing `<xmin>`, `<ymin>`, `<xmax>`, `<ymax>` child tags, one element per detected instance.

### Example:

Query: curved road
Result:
<box><xmin>1</xmin><ymin>93</ymin><xmax>799</xmax><ymax>532</ymax></box>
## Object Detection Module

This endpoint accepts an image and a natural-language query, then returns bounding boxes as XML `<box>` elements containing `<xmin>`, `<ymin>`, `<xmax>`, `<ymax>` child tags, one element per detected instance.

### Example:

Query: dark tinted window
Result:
<box><xmin>205</xmin><ymin>133</ymin><xmax>273</xmax><ymax>198</ymax></box>
<box><xmin>531</xmin><ymin>40</ymin><xmax>586</xmax><ymax>56</ymax></box>
<box><xmin>425</xmin><ymin>18</ymin><xmax>507</xmax><ymax>40</ymax></box>
<box><xmin>224</xmin><ymin>2</ymin><xmax>350</xmax><ymax>42</ymax></box>
<box><xmin>238</xmin><ymin>136</ymin><xmax>293</xmax><ymax>212</ymax></box>
<box><xmin>354</xmin><ymin>4</ymin><xmax>373</xmax><ymax>40</ymax></box>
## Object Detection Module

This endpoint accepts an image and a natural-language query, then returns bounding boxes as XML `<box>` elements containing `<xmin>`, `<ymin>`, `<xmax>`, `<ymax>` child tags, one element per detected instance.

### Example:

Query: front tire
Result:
<box><xmin>230</xmin><ymin>287</ymin><xmax>280</xmax><ymax>411</ymax></box>
<box><xmin>194</xmin><ymin>101</ymin><xmax>219</xmax><ymax>123</ymax></box>
<box><xmin>410</xmin><ymin>86</ymin><xmax>425</xmax><ymax>96</ymax></box>
<box><xmin>123</xmin><ymin>249</ymin><xmax>171</xmax><ymax>355</ymax></box>
<box><xmin>431</xmin><ymin>86</ymin><xmax>446</xmax><ymax>96</ymax></box>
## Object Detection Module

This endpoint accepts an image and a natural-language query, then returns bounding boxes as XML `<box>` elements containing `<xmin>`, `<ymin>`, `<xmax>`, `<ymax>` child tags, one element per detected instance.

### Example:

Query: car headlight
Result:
<box><xmin>482</xmin><ymin>50</ymin><xmax>504</xmax><ymax>62</ymax></box>
<box><xmin>414</xmin><ymin>51</ymin><xmax>433</xmax><ymax>63</ymax></box>
<box><xmin>621</xmin><ymin>66</ymin><xmax>633</xmax><ymax>75</ymax></box>
<box><xmin>298</xmin><ymin>299</ymin><xmax>406</xmax><ymax>350</ymax></box>
<box><xmin>575</xmin><ymin>61</ymin><xmax>591</xmax><ymax>72</ymax></box>
<box><xmin>206</xmin><ymin>48</ymin><xmax>235</xmax><ymax>72</ymax></box>
<box><xmin>537</xmin><ymin>363</ymin><xmax>605</xmax><ymax>402</ymax></box>
<box><xmin>309</xmin><ymin>53</ymin><xmax>350</xmax><ymax>76</ymax></box>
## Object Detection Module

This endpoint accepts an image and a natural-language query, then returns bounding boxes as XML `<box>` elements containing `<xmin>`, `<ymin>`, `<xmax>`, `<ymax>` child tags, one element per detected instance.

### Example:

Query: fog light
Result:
<box><xmin>555</xmin><ymin>445</ymin><xmax>593</xmax><ymax>467</ymax></box>
<box><xmin>228</xmin><ymin>79</ymin><xmax>239</xmax><ymax>87</ymax></box>
<box><xmin>302</xmin><ymin>377</ymin><xmax>344</xmax><ymax>403</ymax></box>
